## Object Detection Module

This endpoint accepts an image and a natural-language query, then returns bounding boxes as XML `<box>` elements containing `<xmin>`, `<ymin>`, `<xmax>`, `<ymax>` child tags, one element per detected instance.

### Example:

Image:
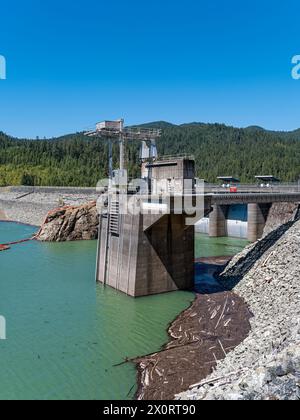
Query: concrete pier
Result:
<box><xmin>97</xmin><ymin>200</ymin><xmax>198</xmax><ymax>297</ymax></box>
<box><xmin>208</xmin><ymin>202</ymin><xmax>271</xmax><ymax>242</ymax></box>
<box><xmin>247</xmin><ymin>203</ymin><xmax>271</xmax><ymax>242</ymax></box>
<box><xmin>209</xmin><ymin>205</ymin><xmax>228</xmax><ymax>237</ymax></box>
<box><xmin>96</xmin><ymin>157</ymin><xmax>212</xmax><ymax>297</ymax></box>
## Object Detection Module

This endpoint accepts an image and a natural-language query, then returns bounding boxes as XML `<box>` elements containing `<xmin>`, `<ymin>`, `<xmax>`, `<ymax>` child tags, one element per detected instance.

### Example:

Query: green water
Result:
<box><xmin>0</xmin><ymin>223</ymin><xmax>248</xmax><ymax>400</ymax></box>
<box><xmin>0</xmin><ymin>222</ymin><xmax>193</xmax><ymax>400</ymax></box>
<box><xmin>195</xmin><ymin>234</ymin><xmax>249</xmax><ymax>294</ymax></box>
<box><xmin>195</xmin><ymin>233</ymin><xmax>249</xmax><ymax>259</ymax></box>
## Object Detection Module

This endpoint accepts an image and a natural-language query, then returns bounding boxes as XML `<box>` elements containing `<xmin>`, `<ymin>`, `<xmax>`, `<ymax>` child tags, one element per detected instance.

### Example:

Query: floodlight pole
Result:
<box><xmin>108</xmin><ymin>141</ymin><xmax>113</xmax><ymax>180</ymax></box>
<box><xmin>119</xmin><ymin>133</ymin><xmax>124</xmax><ymax>172</ymax></box>
<box><xmin>118</xmin><ymin>119</ymin><xmax>125</xmax><ymax>172</ymax></box>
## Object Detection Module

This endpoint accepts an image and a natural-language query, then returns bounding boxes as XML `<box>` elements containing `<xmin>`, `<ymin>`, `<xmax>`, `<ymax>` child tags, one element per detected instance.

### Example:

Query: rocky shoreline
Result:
<box><xmin>178</xmin><ymin>216</ymin><xmax>300</xmax><ymax>400</ymax></box>
<box><xmin>0</xmin><ymin>188</ymin><xmax>98</xmax><ymax>226</ymax></box>
<box><xmin>134</xmin><ymin>257</ymin><xmax>253</xmax><ymax>400</ymax></box>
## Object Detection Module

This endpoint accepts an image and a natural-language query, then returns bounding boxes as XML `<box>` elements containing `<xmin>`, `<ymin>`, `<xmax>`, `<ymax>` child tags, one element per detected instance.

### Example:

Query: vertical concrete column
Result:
<box><xmin>209</xmin><ymin>205</ymin><xmax>228</xmax><ymax>237</ymax></box>
<box><xmin>247</xmin><ymin>203</ymin><xmax>270</xmax><ymax>242</ymax></box>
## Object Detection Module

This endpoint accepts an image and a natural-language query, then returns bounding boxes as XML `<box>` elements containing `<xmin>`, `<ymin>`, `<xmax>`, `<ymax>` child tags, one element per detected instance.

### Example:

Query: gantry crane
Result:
<box><xmin>85</xmin><ymin>119</ymin><xmax>161</xmax><ymax>183</ymax></box>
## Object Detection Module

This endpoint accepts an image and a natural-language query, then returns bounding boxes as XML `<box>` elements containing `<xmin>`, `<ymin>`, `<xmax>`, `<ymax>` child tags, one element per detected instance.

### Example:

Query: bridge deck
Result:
<box><xmin>211</xmin><ymin>192</ymin><xmax>300</xmax><ymax>205</ymax></box>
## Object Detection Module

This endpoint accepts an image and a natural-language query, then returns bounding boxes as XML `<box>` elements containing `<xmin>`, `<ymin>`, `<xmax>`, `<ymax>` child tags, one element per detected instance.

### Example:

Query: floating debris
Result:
<box><xmin>0</xmin><ymin>244</ymin><xmax>10</xmax><ymax>252</ymax></box>
<box><xmin>134</xmin><ymin>291</ymin><xmax>251</xmax><ymax>400</ymax></box>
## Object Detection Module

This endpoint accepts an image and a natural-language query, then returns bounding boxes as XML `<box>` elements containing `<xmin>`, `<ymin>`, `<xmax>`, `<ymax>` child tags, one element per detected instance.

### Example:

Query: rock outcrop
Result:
<box><xmin>36</xmin><ymin>201</ymin><xmax>99</xmax><ymax>242</ymax></box>
<box><xmin>178</xmin><ymin>217</ymin><xmax>300</xmax><ymax>400</ymax></box>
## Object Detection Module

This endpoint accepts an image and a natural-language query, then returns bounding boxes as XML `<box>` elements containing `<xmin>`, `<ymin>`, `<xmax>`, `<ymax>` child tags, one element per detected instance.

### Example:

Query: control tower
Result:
<box><xmin>86</xmin><ymin>120</ymin><xmax>211</xmax><ymax>297</ymax></box>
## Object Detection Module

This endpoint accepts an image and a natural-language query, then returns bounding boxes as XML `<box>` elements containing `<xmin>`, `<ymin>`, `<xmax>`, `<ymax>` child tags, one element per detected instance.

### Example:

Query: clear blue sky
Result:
<box><xmin>0</xmin><ymin>0</ymin><xmax>300</xmax><ymax>138</ymax></box>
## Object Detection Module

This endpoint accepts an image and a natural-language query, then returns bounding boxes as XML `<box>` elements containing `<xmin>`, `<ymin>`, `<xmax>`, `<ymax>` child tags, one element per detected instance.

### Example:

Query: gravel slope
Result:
<box><xmin>0</xmin><ymin>190</ymin><xmax>98</xmax><ymax>226</ymax></box>
<box><xmin>178</xmin><ymin>219</ymin><xmax>300</xmax><ymax>400</ymax></box>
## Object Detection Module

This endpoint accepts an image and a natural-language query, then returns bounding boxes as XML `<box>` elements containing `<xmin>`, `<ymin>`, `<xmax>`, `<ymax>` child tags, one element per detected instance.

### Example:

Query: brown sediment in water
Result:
<box><xmin>134</xmin><ymin>290</ymin><xmax>252</xmax><ymax>400</ymax></box>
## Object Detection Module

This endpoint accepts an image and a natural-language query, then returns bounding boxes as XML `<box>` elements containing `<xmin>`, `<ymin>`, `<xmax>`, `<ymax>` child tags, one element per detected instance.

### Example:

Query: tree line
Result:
<box><xmin>0</xmin><ymin>122</ymin><xmax>300</xmax><ymax>187</ymax></box>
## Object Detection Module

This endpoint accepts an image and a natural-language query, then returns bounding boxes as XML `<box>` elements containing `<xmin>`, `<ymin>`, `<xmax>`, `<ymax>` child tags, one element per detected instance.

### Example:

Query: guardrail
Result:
<box><xmin>211</xmin><ymin>192</ymin><xmax>300</xmax><ymax>205</ymax></box>
<box><xmin>1</xmin><ymin>182</ymin><xmax>300</xmax><ymax>196</ymax></box>
<box><xmin>204</xmin><ymin>183</ymin><xmax>300</xmax><ymax>194</ymax></box>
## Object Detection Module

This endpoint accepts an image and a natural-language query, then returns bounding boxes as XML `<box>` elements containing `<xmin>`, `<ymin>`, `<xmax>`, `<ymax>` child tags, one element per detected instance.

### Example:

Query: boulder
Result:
<box><xmin>36</xmin><ymin>201</ymin><xmax>99</xmax><ymax>242</ymax></box>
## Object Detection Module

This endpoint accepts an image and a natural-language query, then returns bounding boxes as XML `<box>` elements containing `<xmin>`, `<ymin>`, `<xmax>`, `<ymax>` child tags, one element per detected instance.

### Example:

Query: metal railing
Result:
<box><xmin>157</xmin><ymin>154</ymin><xmax>195</xmax><ymax>161</ymax></box>
<box><xmin>1</xmin><ymin>182</ymin><xmax>300</xmax><ymax>196</ymax></box>
<box><xmin>204</xmin><ymin>182</ymin><xmax>300</xmax><ymax>194</ymax></box>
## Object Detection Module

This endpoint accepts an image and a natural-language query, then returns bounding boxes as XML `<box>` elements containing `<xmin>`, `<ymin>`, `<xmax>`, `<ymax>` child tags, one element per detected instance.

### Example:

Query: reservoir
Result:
<box><xmin>0</xmin><ymin>222</ymin><xmax>248</xmax><ymax>400</ymax></box>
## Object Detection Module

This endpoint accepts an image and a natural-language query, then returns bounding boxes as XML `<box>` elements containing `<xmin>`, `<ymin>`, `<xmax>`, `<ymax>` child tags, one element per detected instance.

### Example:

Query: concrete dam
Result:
<box><xmin>96</xmin><ymin>156</ymin><xmax>300</xmax><ymax>297</ymax></box>
<box><xmin>87</xmin><ymin>119</ymin><xmax>300</xmax><ymax>297</ymax></box>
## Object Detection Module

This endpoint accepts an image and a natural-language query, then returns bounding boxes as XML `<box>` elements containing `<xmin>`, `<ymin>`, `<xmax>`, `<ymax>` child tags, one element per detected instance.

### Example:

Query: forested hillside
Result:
<box><xmin>1</xmin><ymin>122</ymin><xmax>300</xmax><ymax>186</ymax></box>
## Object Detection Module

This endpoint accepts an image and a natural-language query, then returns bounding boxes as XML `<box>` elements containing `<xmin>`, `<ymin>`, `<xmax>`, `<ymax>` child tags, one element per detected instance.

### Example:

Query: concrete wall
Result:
<box><xmin>142</xmin><ymin>158</ymin><xmax>195</xmax><ymax>195</ymax></box>
<box><xmin>97</xmin><ymin>207</ymin><xmax>195</xmax><ymax>297</ymax></box>
<box><xmin>135</xmin><ymin>214</ymin><xmax>194</xmax><ymax>296</ymax></box>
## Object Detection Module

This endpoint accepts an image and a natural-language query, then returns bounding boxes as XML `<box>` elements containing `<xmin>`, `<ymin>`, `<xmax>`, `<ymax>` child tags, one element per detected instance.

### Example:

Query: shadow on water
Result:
<box><xmin>194</xmin><ymin>262</ymin><xmax>227</xmax><ymax>294</ymax></box>
<box><xmin>194</xmin><ymin>233</ymin><xmax>250</xmax><ymax>295</ymax></box>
